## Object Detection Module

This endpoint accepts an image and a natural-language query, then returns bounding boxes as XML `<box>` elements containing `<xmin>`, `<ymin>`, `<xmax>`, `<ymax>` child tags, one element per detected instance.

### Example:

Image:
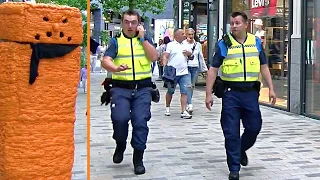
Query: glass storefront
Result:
<box><xmin>187</xmin><ymin>1</ymin><xmax>219</xmax><ymax>85</ymax></box>
<box><xmin>225</xmin><ymin>0</ymin><xmax>289</xmax><ymax>109</ymax></box>
<box><xmin>304</xmin><ymin>0</ymin><xmax>320</xmax><ymax>116</ymax></box>
<box><xmin>183</xmin><ymin>1</ymin><xmax>190</xmax><ymax>31</ymax></box>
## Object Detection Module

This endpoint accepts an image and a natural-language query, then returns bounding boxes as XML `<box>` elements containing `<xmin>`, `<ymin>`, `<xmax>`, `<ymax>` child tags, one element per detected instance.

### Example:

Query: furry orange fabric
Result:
<box><xmin>0</xmin><ymin>2</ymin><xmax>83</xmax><ymax>180</ymax></box>
<box><xmin>0</xmin><ymin>2</ymin><xmax>82</xmax><ymax>44</ymax></box>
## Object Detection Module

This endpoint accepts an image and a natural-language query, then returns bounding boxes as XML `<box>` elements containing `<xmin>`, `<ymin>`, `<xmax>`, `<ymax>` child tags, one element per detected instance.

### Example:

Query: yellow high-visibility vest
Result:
<box><xmin>112</xmin><ymin>33</ymin><xmax>151</xmax><ymax>81</ymax></box>
<box><xmin>221</xmin><ymin>33</ymin><xmax>260</xmax><ymax>82</ymax></box>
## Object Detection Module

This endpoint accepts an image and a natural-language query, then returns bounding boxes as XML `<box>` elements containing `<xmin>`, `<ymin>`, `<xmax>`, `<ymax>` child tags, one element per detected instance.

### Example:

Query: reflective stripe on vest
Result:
<box><xmin>112</xmin><ymin>33</ymin><xmax>151</xmax><ymax>81</ymax></box>
<box><xmin>113</xmin><ymin>70</ymin><xmax>152</xmax><ymax>76</ymax></box>
<box><xmin>224</xmin><ymin>52</ymin><xmax>259</xmax><ymax>60</ymax></box>
<box><xmin>116</xmin><ymin>54</ymin><xmax>146</xmax><ymax>59</ymax></box>
<box><xmin>221</xmin><ymin>33</ymin><xmax>260</xmax><ymax>82</ymax></box>
<box><xmin>221</xmin><ymin>72</ymin><xmax>260</xmax><ymax>78</ymax></box>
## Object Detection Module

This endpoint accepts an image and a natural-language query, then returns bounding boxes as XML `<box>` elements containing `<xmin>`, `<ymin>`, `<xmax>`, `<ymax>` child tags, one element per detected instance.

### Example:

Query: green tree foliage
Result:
<box><xmin>100</xmin><ymin>30</ymin><xmax>110</xmax><ymax>46</ymax></box>
<box><xmin>82</xmin><ymin>22</ymin><xmax>87</xmax><ymax>47</ymax></box>
<box><xmin>36</xmin><ymin>0</ymin><xmax>87</xmax><ymax>11</ymax></box>
<box><xmin>100</xmin><ymin>0</ymin><xmax>167</xmax><ymax>17</ymax></box>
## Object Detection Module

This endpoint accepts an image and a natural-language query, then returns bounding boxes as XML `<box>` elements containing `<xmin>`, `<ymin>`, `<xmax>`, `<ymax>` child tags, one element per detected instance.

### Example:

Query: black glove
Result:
<box><xmin>101</xmin><ymin>91</ymin><xmax>111</xmax><ymax>106</ymax></box>
<box><xmin>101</xmin><ymin>78</ymin><xmax>113</xmax><ymax>106</ymax></box>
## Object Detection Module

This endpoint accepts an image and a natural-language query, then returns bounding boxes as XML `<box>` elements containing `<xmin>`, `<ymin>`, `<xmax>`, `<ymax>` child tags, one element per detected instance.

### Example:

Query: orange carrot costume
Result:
<box><xmin>0</xmin><ymin>2</ymin><xmax>83</xmax><ymax>180</ymax></box>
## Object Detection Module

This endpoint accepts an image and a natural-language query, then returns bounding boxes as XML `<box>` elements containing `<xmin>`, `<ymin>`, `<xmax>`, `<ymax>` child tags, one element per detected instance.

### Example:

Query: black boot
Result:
<box><xmin>133</xmin><ymin>149</ymin><xmax>145</xmax><ymax>175</ymax></box>
<box><xmin>228</xmin><ymin>172</ymin><xmax>239</xmax><ymax>180</ymax></box>
<box><xmin>240</xmin><ymin>151</ymin><xmax>248</xmax><ymax>166</ymax></box>
<box><xmin>113</xmin><ymin>143</ymin><xmax>126</xmax><ymax>164</ymax></box>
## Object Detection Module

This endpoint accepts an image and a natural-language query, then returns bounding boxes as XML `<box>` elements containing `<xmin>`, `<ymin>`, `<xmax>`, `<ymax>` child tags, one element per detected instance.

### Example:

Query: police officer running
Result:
<box><xmin>205</xmin><ymin>12</ymin><xmax>276</xmax><ymax>180</ymax></box>
<box><xmin>102</xmin><ymin>9</ymin><xmax>158</xmax><ymax>175</ymax></box>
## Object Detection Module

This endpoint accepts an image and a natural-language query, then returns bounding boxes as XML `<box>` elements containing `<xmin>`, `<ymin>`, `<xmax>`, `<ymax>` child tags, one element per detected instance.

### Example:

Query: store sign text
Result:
<box><xmin>251</xmin><ymin>0</ymin><xmax>270</xmax><ymax>8</ymax></box>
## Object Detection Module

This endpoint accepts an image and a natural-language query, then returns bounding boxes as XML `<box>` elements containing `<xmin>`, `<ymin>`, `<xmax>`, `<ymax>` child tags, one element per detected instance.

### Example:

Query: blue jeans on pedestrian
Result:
<box><xmin>167</xmin><ymin>74</ymin><xmax>191</xmax><ymax>95</ymax></box>
<box><xmin>151</xmin><ymin>61</ymin><xmax>156</xmax><ymax>73</ymax></box>
<box><xmin>157</xmin><ymin>62</ymin><xmax>164</xmax><ymax>79</ymax></box>
<box><xmin>187</xmin><ymin>66</ymin><xmax>199</xmax><ymax>104</ymax></box>
<box><xmin>110</xmin><ymin>87</ymin><xmax>152</xmax><ymax>150</ymax></box>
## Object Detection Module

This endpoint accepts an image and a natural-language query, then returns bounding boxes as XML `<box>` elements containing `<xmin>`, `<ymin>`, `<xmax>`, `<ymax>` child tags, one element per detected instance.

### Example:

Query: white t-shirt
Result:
<box><xmin>183</xmin><ymin>40</ymin><xmax>202</xmax><ymax>67</ymax></box>
<box><xmin>255</xmin><ymin>30</ymin><xmax>265</xmax><ymax>39</ymax></box>
<box><xmin>165</xmin><ymin>40</ymin><xmax>191</xmax><ymax>76</ymax></box>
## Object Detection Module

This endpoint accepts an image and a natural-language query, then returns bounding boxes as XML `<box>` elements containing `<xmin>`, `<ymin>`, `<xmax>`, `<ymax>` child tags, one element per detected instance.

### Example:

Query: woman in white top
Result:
<box><xmin>184</xmin><ymin>28</ymin><xmax>207</xmax><ymax>113</ymax></box>
<box><xmin>254</xmin><ymin>19</ymin><xmax>265</xmax><ymax>40</ymax></box>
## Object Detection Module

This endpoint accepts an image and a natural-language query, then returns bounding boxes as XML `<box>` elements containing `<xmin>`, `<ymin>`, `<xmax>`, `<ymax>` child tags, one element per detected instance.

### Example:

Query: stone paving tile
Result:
<box><xmin>90</xmin><ymin>73</ymin><xmax>320</xmax><ymax>180</ymax></box>
<box><xmin>71</xmin><ymin>87</ymin><xmax>87</xmax><ymax>180</ymax></box>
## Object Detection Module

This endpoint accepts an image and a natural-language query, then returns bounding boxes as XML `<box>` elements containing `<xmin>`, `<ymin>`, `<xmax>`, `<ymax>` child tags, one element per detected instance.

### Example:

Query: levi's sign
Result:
<box><xmin>251</xmin><ymin>0</ymin><xmax>270</xmax><ymax>8</ymax></box>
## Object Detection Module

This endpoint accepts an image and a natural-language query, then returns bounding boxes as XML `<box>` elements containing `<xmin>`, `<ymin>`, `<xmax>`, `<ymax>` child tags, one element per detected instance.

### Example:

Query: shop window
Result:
<box><xmin>304</xmin><ymin>0</ymin><xmax>320</xmax><ymax>116</ymax></box>
<box><xmin>226</xmin><ymin>0</ymin><xmax>289</xmax><ymax>108</ymax></box>
<box><xmin>194</xmin><ymin>4</ymin><xmax>208</xmax><ymax>44</ymax></box>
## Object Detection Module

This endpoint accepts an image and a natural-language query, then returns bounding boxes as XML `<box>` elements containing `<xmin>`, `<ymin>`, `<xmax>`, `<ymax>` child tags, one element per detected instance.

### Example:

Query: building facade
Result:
<box><xmin>90</xmin><ymin>0</ymin><xmax>175</xmax><ymax>44</ymax></box>
<box><xmin>174</xmin><ymin>0</ymin><xmax>320</xmax><ymax>118</ymax></box>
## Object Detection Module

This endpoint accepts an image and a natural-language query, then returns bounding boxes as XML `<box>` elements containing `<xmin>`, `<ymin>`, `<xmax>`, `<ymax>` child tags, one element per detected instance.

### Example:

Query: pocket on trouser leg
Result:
<box><xmin>110</xmin><ymin>90</ymin><xmax>131</xmax><ymax>122</ymax></box>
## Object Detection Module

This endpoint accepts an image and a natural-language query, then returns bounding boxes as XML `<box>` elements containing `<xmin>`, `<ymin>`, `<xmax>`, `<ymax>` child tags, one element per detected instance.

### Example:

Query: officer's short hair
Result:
<box><xmin>230</xmin><ymin>12</ymin><xmax>248</xmax><ymax>22</ymax></box>
<box><xmin>122</xmin><ymin>9</ymin><xmax>141</xmax><ymax>23</ymax></box>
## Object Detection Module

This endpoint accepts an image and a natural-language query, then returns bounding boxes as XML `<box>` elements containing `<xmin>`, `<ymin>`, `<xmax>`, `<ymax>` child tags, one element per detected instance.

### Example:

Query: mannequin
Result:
<box><xmin>254</xmin><ymin>19</ymin><xmax>265</xmax><ymax>40</ymax></box>
<box><xmin>254</xmin><ymin>19</ymin><xmax>265</xmax><ymax>88</ymax></box>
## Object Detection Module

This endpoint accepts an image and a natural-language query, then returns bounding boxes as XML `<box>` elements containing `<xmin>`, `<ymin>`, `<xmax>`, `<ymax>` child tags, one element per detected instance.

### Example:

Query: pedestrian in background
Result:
<box><xmin>79</xmin><ymin>64</ymin><xmax>87</xmax><ymax>93</ymax></box>
<box><xmin>162</xmin><ymin>29</ymin><xmax>193</xmax><ymax>119</ymax></box>
<box><xmin>156</xmin><ymin>36</ymin><xmax>171</xmax><ymax>81</ymax></box>
<box><xmin>183</xmin><ymin>28</ymin><xmax>207</xmax><ymax>114</ymax></box>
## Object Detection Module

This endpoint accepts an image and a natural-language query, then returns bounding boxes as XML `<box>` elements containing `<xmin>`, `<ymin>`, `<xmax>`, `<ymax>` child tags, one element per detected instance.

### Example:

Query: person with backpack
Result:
<box><xmin>102</xmin><ymin>9</ymin><xmax>158</xmax><ymax>175</ymax></box>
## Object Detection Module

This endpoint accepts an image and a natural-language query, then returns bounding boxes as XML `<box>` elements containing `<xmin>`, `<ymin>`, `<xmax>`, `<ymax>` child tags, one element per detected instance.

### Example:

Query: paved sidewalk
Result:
<box><xmin>90</xmin><ymin>73</ymin><xmax>320</xmax><ymax>180</ymax></box>
<box><xmin>72</xmin><ymin>86</ymin><xmax>88</xmax><ymax>180</ymax></box>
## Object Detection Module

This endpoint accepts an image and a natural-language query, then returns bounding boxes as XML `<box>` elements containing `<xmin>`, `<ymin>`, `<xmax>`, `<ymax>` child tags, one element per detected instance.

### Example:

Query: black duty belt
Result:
<box><xmin>224</xmin><ymin>83</ymin><xmax>257</xmax><ymax>92</ymax></box>
<box><xmin>226</xmin><ymin>86</ymin><xmax>255</xmax><ymax>92</ymax></box>
<box><xmin>112</xmin><ymin>82</ymin><xmax>152</xmax><ymax>89</ymax></box>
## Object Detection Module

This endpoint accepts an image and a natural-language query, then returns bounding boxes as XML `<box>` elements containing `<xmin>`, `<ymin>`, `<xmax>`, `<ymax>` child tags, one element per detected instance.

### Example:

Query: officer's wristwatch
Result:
<box><xmin>139</xmin><ymin>37</ymin><xmax>146</xmax><ymax>43</ymax></box>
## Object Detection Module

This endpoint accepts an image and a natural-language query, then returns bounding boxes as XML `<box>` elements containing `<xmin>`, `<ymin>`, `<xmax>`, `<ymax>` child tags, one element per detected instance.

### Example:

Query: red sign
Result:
<box><xmin>250</xmin><ymin>0</ymin><xmax>277</xmax><ymax>16</ymax></box>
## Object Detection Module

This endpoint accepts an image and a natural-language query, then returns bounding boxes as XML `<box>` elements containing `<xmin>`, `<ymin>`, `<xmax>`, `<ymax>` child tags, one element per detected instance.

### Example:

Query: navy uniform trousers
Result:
<box><xmin>110</xmin><ymin>87</ymin><xmax>152</xmax><ymax>150</ymax></box>
<box><xmin>221</xmin><ymin>88</ymin><xmax>262</xmax><ymax>172</ymax></box>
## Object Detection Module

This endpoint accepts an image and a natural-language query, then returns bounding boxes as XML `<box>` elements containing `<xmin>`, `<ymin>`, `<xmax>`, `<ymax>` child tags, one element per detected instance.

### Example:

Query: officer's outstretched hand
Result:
<box><xmin>205</xmin><ymin>94</ymin><xmax>213</xmax><ymax>111</ymax></box>
<box><xmin>269</xmin><ymin>89</ymin><xmax>277</xmax><ymax>105</ymax></box>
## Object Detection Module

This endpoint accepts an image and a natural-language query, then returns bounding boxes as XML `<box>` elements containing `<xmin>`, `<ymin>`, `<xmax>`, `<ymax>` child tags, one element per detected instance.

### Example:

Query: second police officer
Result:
<box><xmin>102</xmin><ymin>9</ymin><xmax>158</xmax><ymax>175</ymax></box>
<box><xmin>205</xmin><ymin>12</ymin><xmax>277</xmax><ymax>180</ymax></box>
